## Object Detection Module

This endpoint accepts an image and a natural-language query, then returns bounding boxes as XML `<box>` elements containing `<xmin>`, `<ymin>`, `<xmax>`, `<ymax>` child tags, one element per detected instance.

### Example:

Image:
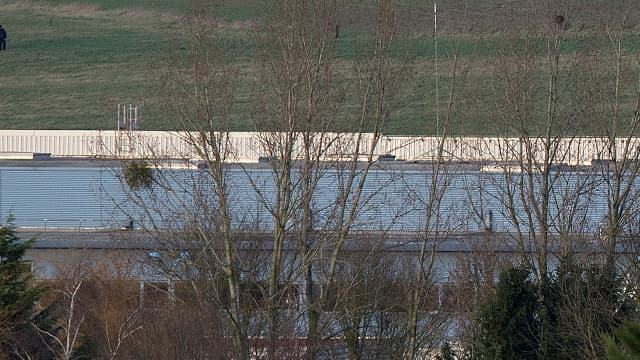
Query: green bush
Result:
<box><xmin>606</xmin><ymin>322</ymin><xmax>640</xmax><ymax>360</ymax></box>
<box><xmin>0</xmin><ymin>220</ymin><xmax>51</xmax><ymax>357</ymax></box>
<box><xmin>470</xmin><ymin>266</ymin><xmax>540</xmax><ymax>360</ymax></box>
<box><xmin>467</xmin><ymin>259</ymin><xmax>635</xmax><ymax>360</ymax></box>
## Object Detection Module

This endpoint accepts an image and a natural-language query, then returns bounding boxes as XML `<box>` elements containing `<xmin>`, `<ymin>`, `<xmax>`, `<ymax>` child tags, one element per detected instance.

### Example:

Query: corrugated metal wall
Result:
<box><xmin>0</xmin><ymin>166</ymin><xmax>612</xmax><ymax>233</ymax></box>
<box><xmin>0</xmin><ymin>167</ymin><xmax>129</xmax><ymax>228</ymax></box>
<box><xmin>0</xmin><ymin>130</ymin><xmax>631</xmax><ymax>164</ymax></box>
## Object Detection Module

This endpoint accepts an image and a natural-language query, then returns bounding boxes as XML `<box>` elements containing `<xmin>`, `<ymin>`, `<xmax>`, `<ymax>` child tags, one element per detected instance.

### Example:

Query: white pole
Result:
<box><xmin>434</xmin><ymin>2</ymin><xmax>439</xmax><ymax>138</ymax></box>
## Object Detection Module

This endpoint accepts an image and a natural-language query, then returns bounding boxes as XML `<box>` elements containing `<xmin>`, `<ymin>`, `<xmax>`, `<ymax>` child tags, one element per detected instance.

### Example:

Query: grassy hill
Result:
<box><xmin>1</xmin><ymin>0</ymin><xmax>639</xmax><ymax>134</ymax></box>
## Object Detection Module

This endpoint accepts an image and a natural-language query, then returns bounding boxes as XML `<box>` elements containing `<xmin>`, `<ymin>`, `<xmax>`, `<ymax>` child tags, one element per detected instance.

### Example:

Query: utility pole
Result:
<box><xmin>434</xmin><ymin>2</ymin><xmax>440</xmax><ymax>138</ymax></box>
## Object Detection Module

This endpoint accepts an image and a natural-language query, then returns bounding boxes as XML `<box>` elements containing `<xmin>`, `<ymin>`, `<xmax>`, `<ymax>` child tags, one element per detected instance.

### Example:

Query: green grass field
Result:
<box><xmin>1</xmin><ymin>0</ymin><xmax>639</xmax><ymax>135</ymax></box>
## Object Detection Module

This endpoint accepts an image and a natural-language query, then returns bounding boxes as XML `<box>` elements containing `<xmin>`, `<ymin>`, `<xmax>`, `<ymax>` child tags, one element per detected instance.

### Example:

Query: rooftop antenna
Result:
<box><xmin>434</xmin><ymin>1</ymin><xmax>440</xmax><ymax>138</ymax></box>
<box><xmin>118</xmin><ymin>103</ymin><xmax>140</xmax><ymax>131</ymax></box>
<box><xmin>117</xmin><ymin>103</ymin><xmax>140</xmax><ymax>156</ymax></box>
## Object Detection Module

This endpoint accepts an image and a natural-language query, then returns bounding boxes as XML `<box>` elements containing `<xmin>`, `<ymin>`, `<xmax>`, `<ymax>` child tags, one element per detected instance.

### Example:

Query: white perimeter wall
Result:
<box><xmin>0</xmin><ymin>130</ymin><xmax>634</xmax><ymax>165</ymax></box>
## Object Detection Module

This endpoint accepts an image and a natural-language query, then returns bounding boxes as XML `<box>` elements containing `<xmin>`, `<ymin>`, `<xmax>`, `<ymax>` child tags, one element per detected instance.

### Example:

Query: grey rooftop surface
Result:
<box><xmin>16</xmin><ymin>228</ymin><xmax>626</xmax><ymax>255</ymax></box>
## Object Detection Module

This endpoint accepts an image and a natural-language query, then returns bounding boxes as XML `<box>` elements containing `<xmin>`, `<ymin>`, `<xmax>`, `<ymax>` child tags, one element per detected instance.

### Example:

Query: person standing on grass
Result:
<box><xmin>0</xmin><ymin>25</ymin><xmax>6</xmax><ymax>50</ymax></box>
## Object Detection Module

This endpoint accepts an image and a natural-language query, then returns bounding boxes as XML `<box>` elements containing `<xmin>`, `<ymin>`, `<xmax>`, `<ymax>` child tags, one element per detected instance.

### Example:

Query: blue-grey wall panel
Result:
<box><xmin>0</xmin><ymin>166</ymin><xmax>624</xmax><ymax>233</ymax></box>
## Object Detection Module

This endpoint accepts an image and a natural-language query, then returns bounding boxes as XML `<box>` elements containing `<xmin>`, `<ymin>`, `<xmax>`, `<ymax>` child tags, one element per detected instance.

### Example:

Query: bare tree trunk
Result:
<box><xmin>160</xmin><ymin>1</ymin><xmax>250</xmax><ymax>357</ymax></box>
<box><xmin>254</xmin><ymin>1</ymin><xmax>338</xmax><ymax>357</ymax></box>
<box><xmin>600</xmin><ymin>30</ymin><xmax>640</xmax><ymax>265</ymax></box>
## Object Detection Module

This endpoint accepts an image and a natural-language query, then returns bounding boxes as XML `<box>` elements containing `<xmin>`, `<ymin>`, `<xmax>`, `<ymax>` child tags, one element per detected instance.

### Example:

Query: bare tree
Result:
<box><xmin>249</xmin><ymin>0</ymin><xmax>425</xmax><ymax>358</ymax></box>
<box><xmin>473</xmin><ymin>1</ymin><xmax>598</xmax><ymax>281</ymax></box>
<box><xmin>592</xmin><ymin>18</ymin><xmax>640</xmax><ymax>265</ymax></box>
<box><xmin>158</xmin><ymin>0</ymin><xmax>252</xmax><ymax>357</ymax></box>
<box><xmin>252</xmin><ymin>0</ymin><xmax>339</xmax><ymax>355</ymax></box>
<box><xmin>454</xmin><ymin>1</ymin><xmax>640</xmax><ymax>358</ymax></box>
<box><xmin>117</xmin><ymin>1</ymin><xmax>463</xmax><ymax>359</ymax></box>
<box><xmin>34</xmin><ymin>275</ymin><xmax>86</xmax><ymax>360</ymax></box>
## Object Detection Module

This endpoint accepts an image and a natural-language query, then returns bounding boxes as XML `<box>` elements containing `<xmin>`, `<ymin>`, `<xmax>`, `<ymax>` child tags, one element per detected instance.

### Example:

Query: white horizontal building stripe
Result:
<box><xmin>0</xmin><ymin>130</ymin><xmax>633</xmax><ymax>165</ymax></box>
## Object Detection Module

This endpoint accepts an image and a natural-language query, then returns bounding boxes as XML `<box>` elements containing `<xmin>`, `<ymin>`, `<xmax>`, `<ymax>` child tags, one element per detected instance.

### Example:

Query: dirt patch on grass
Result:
<box><xmin>7</xmin><ymin>1</ymin><xmax>101</xmax><ymax>17</ymax></box>
<box><xmin>223</xmin><ymin>20</ymin><xmax>256</xmax><ymax>30</ymax></box>
<box><xmin>5</xmin><ymin>0</ymin><xmax>179</xmax><ymax>22</ymax></box>
<box><xmin>6</xmin><ymin>0</ymin><xmax>254</xmax><ymax>29</ymax></box>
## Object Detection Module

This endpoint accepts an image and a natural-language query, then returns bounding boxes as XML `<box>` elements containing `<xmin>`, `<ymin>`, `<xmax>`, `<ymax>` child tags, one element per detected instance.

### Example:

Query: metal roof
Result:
<box><xmin>0</xmin><ymin>160</ymin><xmax>615</xmax><ymax>234</ymax></box>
